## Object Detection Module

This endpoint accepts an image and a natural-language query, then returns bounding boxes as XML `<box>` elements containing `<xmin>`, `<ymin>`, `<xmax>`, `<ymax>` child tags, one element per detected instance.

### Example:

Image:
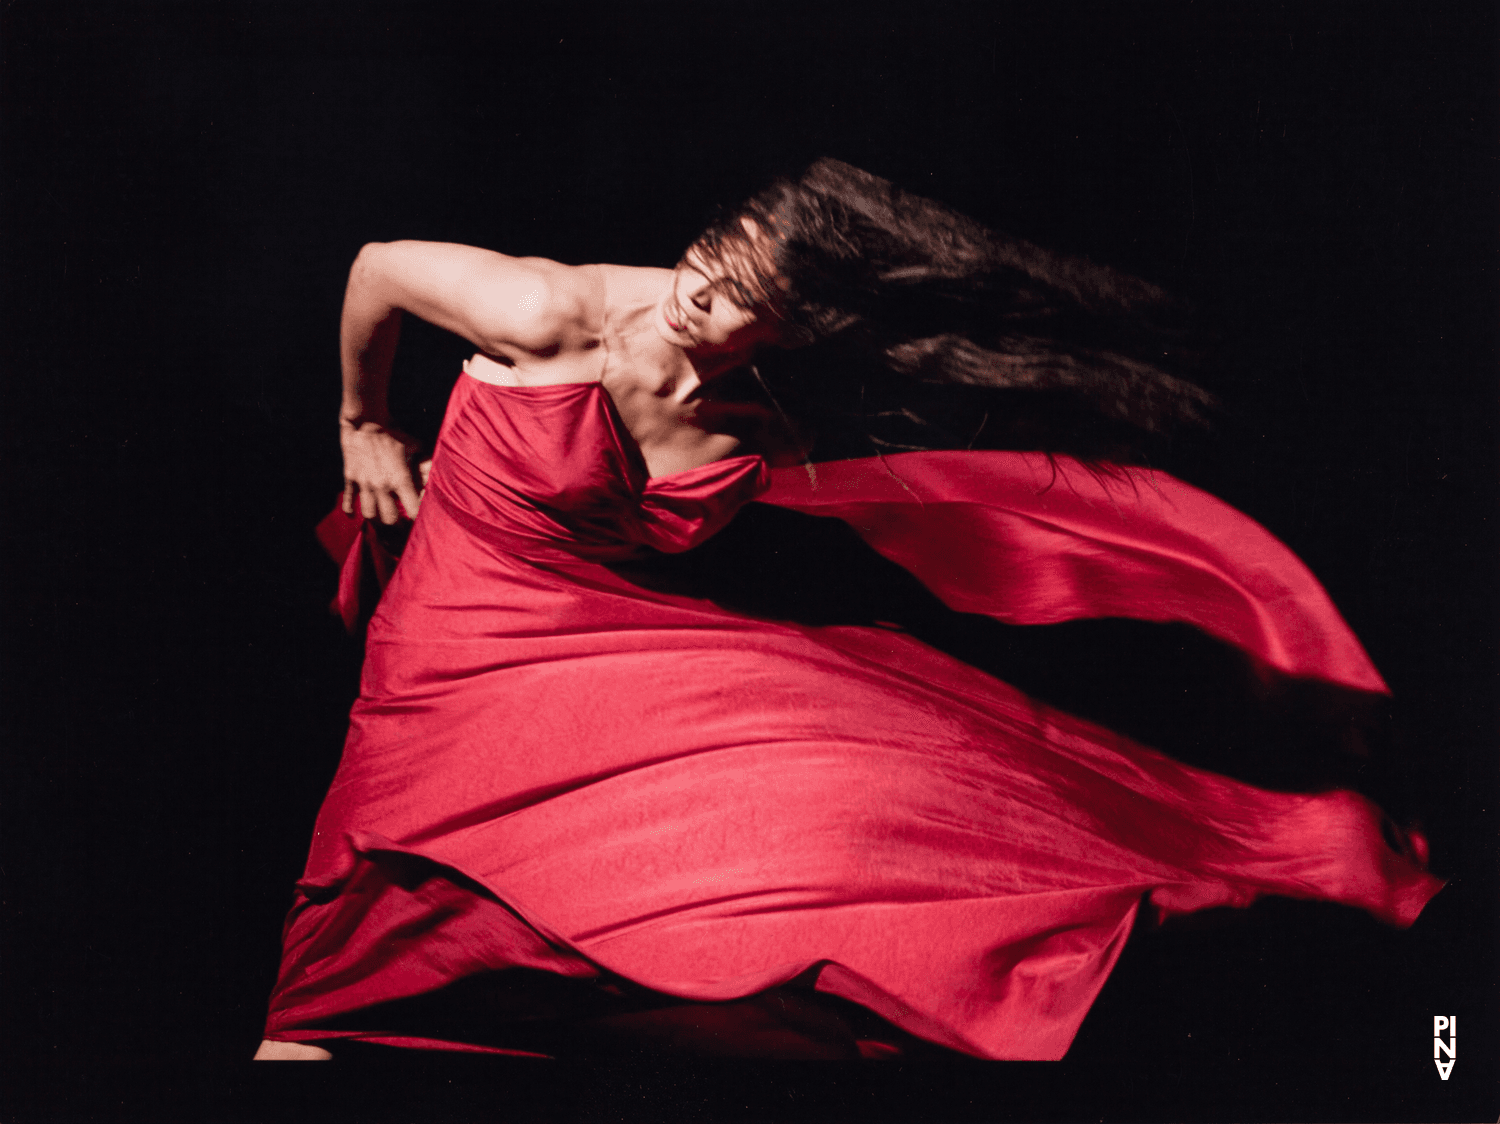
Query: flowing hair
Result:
<box><xmin>692</xmin><ymin>159</ymin><xmax>1216</xmax><ymax>463</ymax></box>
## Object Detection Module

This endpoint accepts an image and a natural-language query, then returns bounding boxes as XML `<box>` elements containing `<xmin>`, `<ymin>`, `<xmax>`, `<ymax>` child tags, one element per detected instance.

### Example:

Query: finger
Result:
<box><xmin>397</xmin><ymin>478</ymin><xmax>422</xmax><ymax>520</ymax></box>
<box><xmin>359</xmin><ymin>485</ymin><xmax>378</xmax><ymax>522</ymax></box>
<box><xmin>342</xmin><ymin>480</ymin><xmax>358</xmax><ymax>516</ymax></box>
<box><xmin>376</xmin><ymin>490</ymin><xmax>402</xmax><ymax>526</ymax></box>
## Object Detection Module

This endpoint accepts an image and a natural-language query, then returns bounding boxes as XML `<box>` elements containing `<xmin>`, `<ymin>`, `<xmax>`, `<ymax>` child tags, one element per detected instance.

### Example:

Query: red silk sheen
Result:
<box><xmin>763</xmin><ymin>454</ymin><xmax>1388</xmax><ymax>694</ymax></box>
<box><xmin>269</xmin><ymin>373</ymin><xmax>1441</xmax><ymax>1060</ymax></box>
<box><xmin>316</xmin><ymin>509</ymin><xmax>399</xmax><ymax>633</ymax></box>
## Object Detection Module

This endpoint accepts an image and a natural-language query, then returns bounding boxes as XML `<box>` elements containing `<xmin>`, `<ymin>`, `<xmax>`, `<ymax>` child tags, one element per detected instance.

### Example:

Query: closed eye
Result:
<box><xmin>711</xmin><ymin>279</ymin><xmax>759</xmax><ymax>311</ymax></box>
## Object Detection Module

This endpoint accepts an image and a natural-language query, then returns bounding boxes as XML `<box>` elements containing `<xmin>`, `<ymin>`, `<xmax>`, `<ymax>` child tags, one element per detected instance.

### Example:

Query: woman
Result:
<box><xmin>256</xmin><ymin>160</ymin><xmax>1440</xmax><ymax>1061</ymax></box>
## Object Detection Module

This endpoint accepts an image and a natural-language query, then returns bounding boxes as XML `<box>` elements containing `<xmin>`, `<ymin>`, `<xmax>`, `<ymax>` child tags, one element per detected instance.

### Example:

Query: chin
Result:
<box><xmin>653</xmin><ymin>317</ymin><xmax>686</xmax><ymax>347</ymax></box>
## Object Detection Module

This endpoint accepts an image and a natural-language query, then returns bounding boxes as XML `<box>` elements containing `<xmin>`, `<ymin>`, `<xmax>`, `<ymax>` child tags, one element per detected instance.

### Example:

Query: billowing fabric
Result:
<box><xmin>764</xmin><ymin>453</ymin><xmax>1388</xmax><ymax>693</ymax></box>
<box><xmin>268</xmin><ymin>372</ymin><xmax>1440</xmax><ymax>1060</ymax></box>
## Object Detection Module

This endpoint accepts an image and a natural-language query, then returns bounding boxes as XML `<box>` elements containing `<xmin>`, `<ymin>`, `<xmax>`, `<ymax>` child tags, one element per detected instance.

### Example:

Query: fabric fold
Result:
<box><xmin>762</xmin><ymin>452</ymin><xmax>1386</xmax><ymax>693</ymax></box>
<box><xmin>272</xmin><ymin>372</ymin><xmax>1437</xmax><ymax>1061</ymax></box>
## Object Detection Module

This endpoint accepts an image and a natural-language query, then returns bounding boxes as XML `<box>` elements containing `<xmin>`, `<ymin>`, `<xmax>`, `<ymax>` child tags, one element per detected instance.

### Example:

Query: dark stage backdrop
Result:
<box><xmin>3</xmin><ymin>3</ymin><xmax>1495</xmax><ymax>1121</ymax></box>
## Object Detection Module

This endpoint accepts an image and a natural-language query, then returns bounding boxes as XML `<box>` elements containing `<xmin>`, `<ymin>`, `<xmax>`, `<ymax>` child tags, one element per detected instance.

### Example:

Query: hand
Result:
<box><xmin>340</xmin><ymin>417</ymin><xmax>424</xmax><ymax>524</ymax></box>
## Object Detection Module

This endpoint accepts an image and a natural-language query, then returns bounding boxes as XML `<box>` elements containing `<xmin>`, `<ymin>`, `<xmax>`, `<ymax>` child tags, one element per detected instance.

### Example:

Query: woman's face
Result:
<box><xmin>655</xmin><ymin>220</ymin><xmax>784</xmax><ymax>355</ymax></box>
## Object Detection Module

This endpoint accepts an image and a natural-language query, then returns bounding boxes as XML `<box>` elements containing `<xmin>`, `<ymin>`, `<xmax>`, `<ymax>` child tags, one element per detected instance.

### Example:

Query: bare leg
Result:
<box><xmin>254</xmin><ymin>1039</ymin><xmax>333</xmax><ymax>1061</ymax></box>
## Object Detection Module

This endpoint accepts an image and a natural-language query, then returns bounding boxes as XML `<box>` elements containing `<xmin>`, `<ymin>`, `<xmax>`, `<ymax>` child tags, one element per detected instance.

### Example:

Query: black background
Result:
<box><xmin>2</xmin><ymin>2</ymin><xmax>1496</xmax><ymax>1121</ymax></box>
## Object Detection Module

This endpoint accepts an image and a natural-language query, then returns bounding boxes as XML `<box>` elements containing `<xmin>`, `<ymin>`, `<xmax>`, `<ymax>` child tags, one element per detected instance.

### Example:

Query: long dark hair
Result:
<box><xmin>695</xmin><ymin>159</ymin><xmax>1215</xmax><ymax>463</ymax></box>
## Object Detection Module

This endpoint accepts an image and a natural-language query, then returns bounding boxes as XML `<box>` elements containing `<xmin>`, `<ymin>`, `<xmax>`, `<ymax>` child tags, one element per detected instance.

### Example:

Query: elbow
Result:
<box><xmin>340</xmin><ymin>245</ymin><xmax>406</xmax><ymax>346</ymax></box>
<box><xmin>345</xmin><ymin>243</ymin><xmax>400</xmax><ymax>309</ymax></box>
<box><xmin>350</xmin><ymin>241</ymin><xmax>390</xmax><ymax>277</ymax></box>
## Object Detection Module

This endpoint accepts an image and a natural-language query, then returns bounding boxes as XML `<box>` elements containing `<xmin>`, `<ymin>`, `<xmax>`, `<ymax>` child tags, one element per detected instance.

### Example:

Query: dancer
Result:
<box><xmin>256</xmin><ymin>160</ymin><xmax>1440</xmax><ymax>1061</ymax></box>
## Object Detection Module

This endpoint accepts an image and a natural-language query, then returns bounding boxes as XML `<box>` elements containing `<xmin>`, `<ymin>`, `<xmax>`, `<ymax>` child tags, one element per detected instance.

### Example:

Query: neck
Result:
<box><xmin>642</xmin><ymin>348</ymin><xmax>752</xmax><ymax>406</ymax></box>
<box><xmin>616</xmin><ymin>289</ymin><xmax>765</xmax><ymax>394</ymax></box>
<box><xmin>685</xmin><ymin>340</ymin><xmax>760</xmax><ymax>380</ymax></box>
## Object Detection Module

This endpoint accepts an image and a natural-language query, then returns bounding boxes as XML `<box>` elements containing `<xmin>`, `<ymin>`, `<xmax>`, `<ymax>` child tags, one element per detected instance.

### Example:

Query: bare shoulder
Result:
<box><xmin>446</xmin><ymin>253</ymin><xmax>605</xmax><ymax>355</ymax></box>
<box><xmin>498</xmin><ymin>257</ymin><xmax>606</xmax><ymax>351</ymax></box>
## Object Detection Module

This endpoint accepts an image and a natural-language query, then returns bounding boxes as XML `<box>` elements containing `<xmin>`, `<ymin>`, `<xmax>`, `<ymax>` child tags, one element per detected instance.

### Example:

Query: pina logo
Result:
<box><xmin>1432</xmin><ymin>1016</ymin><xmax>1456</xmax><ymax>1080</ymax></box>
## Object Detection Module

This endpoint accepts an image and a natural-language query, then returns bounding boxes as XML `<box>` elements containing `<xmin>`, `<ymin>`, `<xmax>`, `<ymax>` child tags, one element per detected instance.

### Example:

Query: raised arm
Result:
<box><xmin>337</xmin><ymin>241</ymin><xmax>588</xmax><ymax>523</ymax></box>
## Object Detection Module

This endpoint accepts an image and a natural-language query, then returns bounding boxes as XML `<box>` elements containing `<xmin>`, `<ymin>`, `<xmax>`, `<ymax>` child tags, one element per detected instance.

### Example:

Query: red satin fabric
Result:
<box><xmin>764</xmin><ymin>453</ymin><xmax>1388</xmax><ymax>693</ymax></box>
<box><xmin>270</xmin><ymin>373</ymin><xmax>1440</xmax><ymax>1060</ymax></box>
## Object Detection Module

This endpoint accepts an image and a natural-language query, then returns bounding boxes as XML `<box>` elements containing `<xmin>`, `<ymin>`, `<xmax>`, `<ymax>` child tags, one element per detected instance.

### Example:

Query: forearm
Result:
<box><xmin>339</xmin><ymin>244</ymin><xmax>402</xmax><ymax>426</ymax></box>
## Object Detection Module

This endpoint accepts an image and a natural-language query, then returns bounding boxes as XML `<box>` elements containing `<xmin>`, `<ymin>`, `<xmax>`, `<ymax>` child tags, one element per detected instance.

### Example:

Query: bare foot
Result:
<box><xmin>254</xmin><ymin>1038</ymin><xmax>333</xmax><ymax>1060</ymax></box>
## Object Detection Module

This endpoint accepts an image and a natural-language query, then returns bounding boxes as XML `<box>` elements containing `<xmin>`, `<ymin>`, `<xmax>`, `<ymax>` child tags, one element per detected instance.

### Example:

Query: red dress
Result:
<box><xmin>266</xmin><ymin>371</ymin><xmax>1441</xmax><ymax>1060</ymax></box>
